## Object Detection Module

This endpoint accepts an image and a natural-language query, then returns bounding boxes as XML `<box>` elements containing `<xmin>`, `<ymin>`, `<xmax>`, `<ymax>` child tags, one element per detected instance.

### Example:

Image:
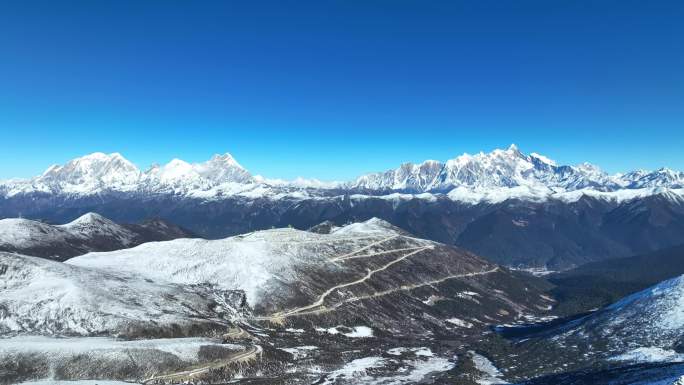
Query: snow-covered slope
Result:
<box><xmin>67</xmin><ymin>220</ymin><xmax>424</xmax><ymax>307</ymax></box>
<box><xmin>514</xmin><ymin>275</ymin><xmax>684</xmax><ymax>371</ymax></box>
<box><xmin>1</xmin><ymin>152</ymin><xmax>256</xmax><ymax>196</ymax></box>
<box><xmin>350</xmin><ymin>144</ymin><xmax>684</xmax><ymax>196</ymax></box>
<box><xmin>1</xmin><ymin>146</ymin><xmax>682</xmax><ymax>203</ymax></box>
<box><xmin>67</xmin><ymin>218</ymin><xmax>552</xmax><ymax>325</ymax></box>
<box><xmin>0</xmin><ymin>252</ymin><xmax>235</xmax><ymax>336</ymax></box>
<box><xmin>488</xmin><ymin>275</ymin><xmax>684</xmax><ymax>382</ymax></box>
<box><xmin>571</xmin><ymin>275</ymin><xmax>684</xmax><ymax>355</ymax></box>
<box><xmin>0</xmin><ymin>213</ymin><xmax>191</xmax><ymax>261</ymax></box>
<box><xmin>56</xmin><ymin>212</ymin><xmax>137</xmax><ymax>244</ymax></box>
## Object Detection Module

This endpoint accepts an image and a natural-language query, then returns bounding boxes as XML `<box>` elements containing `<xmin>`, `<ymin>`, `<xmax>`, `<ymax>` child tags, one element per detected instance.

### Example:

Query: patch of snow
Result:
<box><xmin>279</xmin><ymin>345</ymin><xmax>318</xmax><ymax>359</ymax></box>
<box><xmin>446</xmin><ymin>318</ymin><xmax>474</xmax><ymax>328</ymax></box>
<box><xmin>321</xmin><ymin>354</ymin><xmax>454</xmax><ymax>385</ymax></box>
<box><xmin>0</xmin><ymin>335</ymin><xmax>240</xmax><ymax>362</ymax></box>
<box><xmin>321</xmin><ymin>356</ymin><xmax>386</xmax><ymax>384</ymax></box>
<box><xmin>386</xmin><ymin>347</ymin><xmax>434</xmax><ymax>357</ymax></box>
<box><xmin>470</xmin><ymin>351</ymin><xmax>509</xmax><ymax>385</ymax></box>
<box><xmin>610</xmin><ymin>347</ymin><xmax>684</xmax><ymax>364</ymax></box>
<box><xmin>316</xmin><ymin>326</ymin><xmax>374</xmax><ymax>338</ymax></box>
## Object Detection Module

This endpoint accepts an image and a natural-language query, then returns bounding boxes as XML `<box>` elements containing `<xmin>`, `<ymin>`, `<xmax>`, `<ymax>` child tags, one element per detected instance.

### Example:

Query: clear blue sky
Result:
<box><xmin>0</xmin><ymin>1</ymin><xmax>682</xmax><ymax>180</ymax></box>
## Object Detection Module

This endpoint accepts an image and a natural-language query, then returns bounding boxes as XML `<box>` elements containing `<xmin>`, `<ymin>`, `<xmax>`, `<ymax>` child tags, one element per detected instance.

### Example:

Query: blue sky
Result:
<box><xmin>0</xmin><ymin>1</ymin><xmax>682</xmax><ymax>180</ymax></box>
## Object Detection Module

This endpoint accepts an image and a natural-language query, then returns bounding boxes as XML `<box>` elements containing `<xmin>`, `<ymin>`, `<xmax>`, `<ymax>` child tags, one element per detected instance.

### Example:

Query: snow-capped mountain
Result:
<box><xmin>1</xmin><ymin>152</ymin><xmax>256</xmax><ymax>196</ymax></box>
<box><xmin>350</xmin><ymin>144</ymin><xmax>684</xmax><ymax>193</ymax></box>
<box><xmin>0</xmin><ymin>212</ymin><xmax>193</xmax><ymax>261</ymax></box>
<box><xmin>2</xmin><ymin>147</ymin><xmax>684</xmax><ymax>269</ymax></box>
<box><xmin>34</xmin><ymin>152</ymin><xmax>142</xmax><ymax>194</ymax></box>
<box><xmin>1</xmin><ymin>146</ymin><xmax>682</xmax><ymax>200</ymax></box>
<box><xmin>141</xmin><ymin>153</ymin><xmax>254</xmax><ymax>192</ymax></box>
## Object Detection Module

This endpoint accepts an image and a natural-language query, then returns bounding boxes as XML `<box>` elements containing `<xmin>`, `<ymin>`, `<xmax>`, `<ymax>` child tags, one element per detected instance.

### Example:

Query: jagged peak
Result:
<box><xmin>207</xmin><ymin>153</ymin><xmax>245</xmax><ymax>170</ymax></box>
<box><xmin>655</xmin><ymin>167</ymin><xmax>679</xmax><ymax>176</ymax></box>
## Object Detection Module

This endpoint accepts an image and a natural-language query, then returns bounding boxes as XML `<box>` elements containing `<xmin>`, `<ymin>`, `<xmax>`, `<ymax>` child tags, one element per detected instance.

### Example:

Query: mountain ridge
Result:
<box><xmin>0</xmin><ymin>212</ymin><xmax>195</xmax><ymax>261</ymax></box>
<box><xmin>2</xmin><ymin>146</ymin><xmax>683</xmax><ymax>202</ymax></box>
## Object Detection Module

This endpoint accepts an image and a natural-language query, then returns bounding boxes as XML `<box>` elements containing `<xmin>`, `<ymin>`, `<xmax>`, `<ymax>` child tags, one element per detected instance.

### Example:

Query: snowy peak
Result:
<box><xmin>144</xmin><ymin>153</ymin><xmax>253</xmax><ymax>191</ymax></box>
<box><xmin>1</xmin><ymin>152</ymin><xmax>256</xmax><ymax>196</ymax></box>
<box><xmin>61</xmin><ymin>212</ymin><xmax>115</xmax><ymax>227</ymax></box>
<box><xmin>38</xmin><ymin>152</ymin><xmax>141</xmax><ymax>192</ymax></box>
<box><xmin>194</xmin><ymin>153</ymin><xmax>252</xmax><ymax>184</ymax></box>
<box><xmin>351</xmin><ymin>145</ymin><xmax>601</xmax><ymax>192</ymax></box>
<box><xmin>349</xmin><ymin>145</ymin><xmax>683</xmax><ymax>197</ymax></box>
<box><xmin>624</xmin><ymin>167</ymin><xmax>684</xmax><ymax>189</ymax></box>
<box><xmin>58</xmin><ymin>212</ymin><xmax>129</xmax><ymax>240</ymax></box>
<box><xmin>206</xmin><ymin>153</ymin><xmax>244</xmax><ymax>169</ymax></box>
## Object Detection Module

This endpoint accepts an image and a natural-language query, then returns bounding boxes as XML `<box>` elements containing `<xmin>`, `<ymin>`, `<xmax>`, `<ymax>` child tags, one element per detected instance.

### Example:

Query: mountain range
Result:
<box><xmin>2</xmin><ymin>146</ymin><xmax>684</xmax><ymax>269</ymax></box>
<box><xmin>1</xmin><ymin>145</ymin><xmax>683</xmax><ymax>199</ymax></box>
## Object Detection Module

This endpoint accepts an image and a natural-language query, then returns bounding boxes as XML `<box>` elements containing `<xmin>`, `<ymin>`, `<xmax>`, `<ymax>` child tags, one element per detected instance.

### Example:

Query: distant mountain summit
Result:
<box><xmin>2</xmin><ymin>151</ymin><xmax>254</xmax><ymax>196</ymax></box>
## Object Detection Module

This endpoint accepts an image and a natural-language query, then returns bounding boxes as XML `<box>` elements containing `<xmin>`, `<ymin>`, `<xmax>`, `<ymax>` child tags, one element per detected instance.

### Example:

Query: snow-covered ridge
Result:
<box><xmin>547</xmin><ymin>274</ymin><xmax>684</xmax><ymax>361</ymax></box>
<box><xmin>350</xmin><ymin>144</ymin><xmax>684</xmax><ymax>193</ymax></box>
<box><xmin>66</xmin><ymin>218</ymin><xmax>419</xmax><ymax>307</ymax></box>
<box><xmin>1</xmin><ymin>147</ymin><xmax>683</xmax><ymax>204</ymax></box>
<box><xmin>0</xmin><ymin>213</ymin><xmax>136</xmax><ymax>254</ymax></box>
<box><xmin>0</xmin><ymin>212</ymin><xmax>193</xmax><ymax>261</ymax></box>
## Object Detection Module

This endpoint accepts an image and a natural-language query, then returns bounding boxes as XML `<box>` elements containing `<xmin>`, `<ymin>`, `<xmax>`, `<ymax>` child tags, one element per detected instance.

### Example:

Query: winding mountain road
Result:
<box><xmin>273</xmin><ymin>266</ymin><xmax>501</xmax><ymax>318</ymax></box>
<box><xmin>261</xmin><ymin>245</ymin><xmax>433</xmax><ymax>320</ymax></box>
<box><xmin>142</xmin><ymin>344</ymin><xmax>262</xmax><ymax>384</ymax></box>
